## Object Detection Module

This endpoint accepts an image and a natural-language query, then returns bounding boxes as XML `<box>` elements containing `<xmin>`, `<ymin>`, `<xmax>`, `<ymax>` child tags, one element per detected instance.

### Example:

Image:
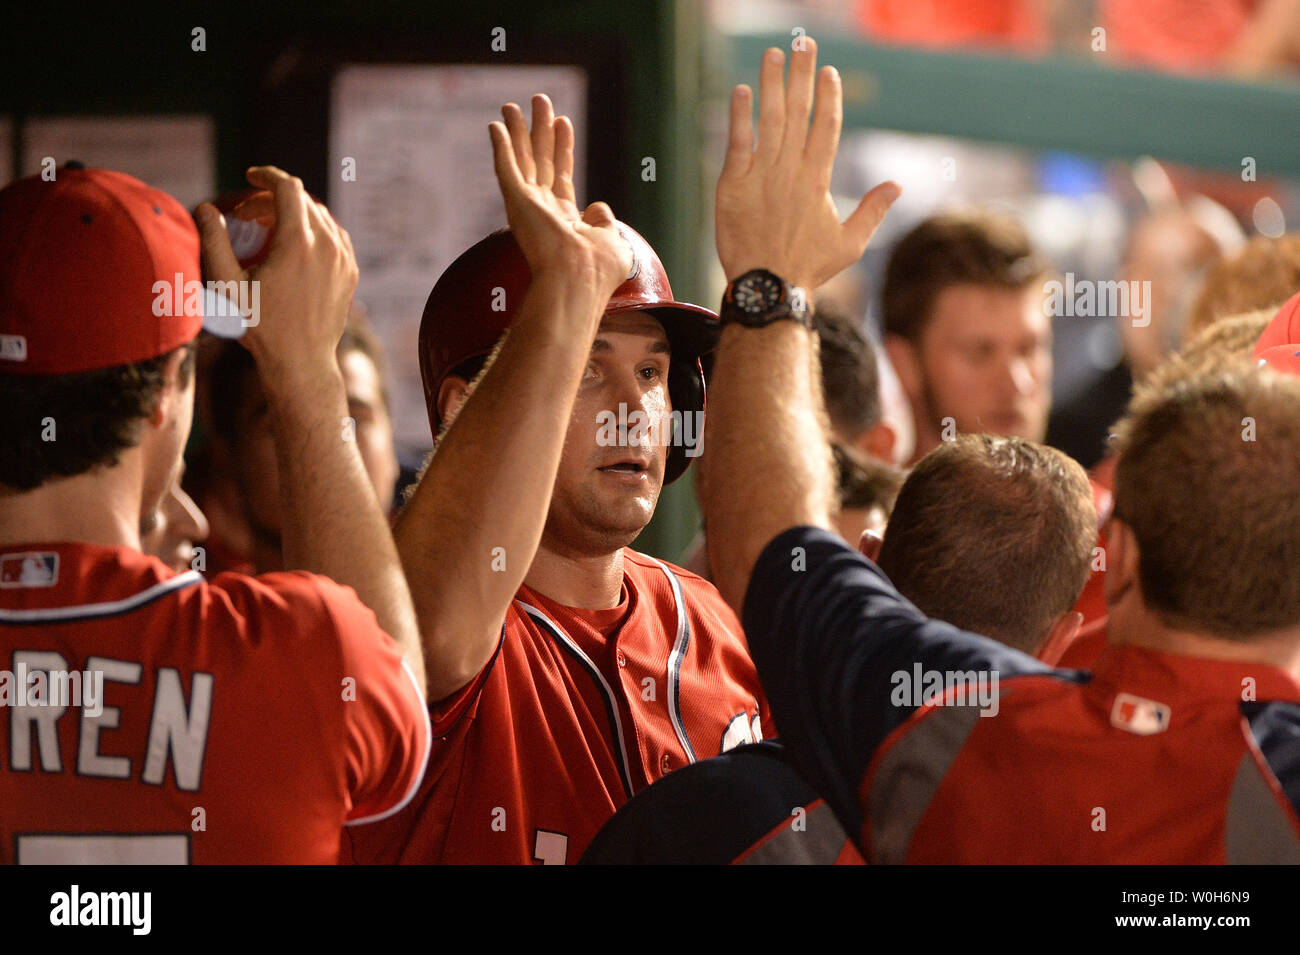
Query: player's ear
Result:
<box><xmin>858</xmin><ymin>529</ymin><xmax>883</xmax><ymax>562</ymax></box>
<box><xmin>150</xmin><ymin>346</ymin><xmax>194</xmax><ymax>429</ymax></box>
<box><xmin>1103</xmin><ymin>518</ymin><xmax>1139</xmax><ymax>608</ymax></box>
<box><xmin>1036</xmin><ymin>611</ymin><xmax>1083</xmax><ymax>666</ymax></box>
<box><xmin>883</xmin><ymin>334</ymin><xmax>922</xmax><ymax>406</ymax></box>
<box><xmin>857</xmin><ymin>421</ymin><xmax>896</xmax><ymax>463</ymax></box>
<box><xmin>438</xmin><ymin>375</ymin><xmax>472</xmax><ymax>428</ymax></box>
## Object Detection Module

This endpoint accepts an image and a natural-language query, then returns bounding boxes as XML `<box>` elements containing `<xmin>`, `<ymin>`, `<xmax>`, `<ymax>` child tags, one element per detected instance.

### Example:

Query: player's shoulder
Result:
<box><xmin>624</xmin><ymin>548</ymin><xmax>739</xmax><ymax>623</ymax></box>
<box><xmin>200</xmin><ymin>568</ymin><xmax>379</xmax><ymax>648</ymax></box>
<box><xmin>205</xmin><ymin>567</ymin><xmax>342</xmax><ymax>610</ymax></box>
<box><xmin>623</xmin><ymin>548</ymin><xmax>721</xmax><ymax>597</ymax></box>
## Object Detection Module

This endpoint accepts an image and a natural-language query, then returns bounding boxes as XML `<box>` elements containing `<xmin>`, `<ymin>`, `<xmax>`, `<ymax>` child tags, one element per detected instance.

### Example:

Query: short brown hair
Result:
<box><xmin>882</xmin><ymin>211</ymin><xmax>1052</xmax><ymax>341</ymax></box>
<box><xmin>833</xmin><ymin>443</ymin><xmax>904</xmax><ymax>515</ymax></box>
<box><xmin>876</xmin><ymin>434</ymin><xmax>1096</xmax><ymax>651</ymax></box>
<box><xmin>1187</xmin><ymin>235</ymin><xmax>1300</xmax><ymax>338</ymax></box>
<box><xmin>816</xmin><ymin>308</ymin><xmax>882</xmax><ymax>440</ymax></box>
<box><xmin>1112</xmin><ymin>370</ymin><xmax>1300</xmax><ymax>637</ymax></box>
<box><xmin>0</xmin><ymin>346</ymin><xmax>194</xmax><ymax>491</ymax></box>
<box><xmin>1135</xmin><ymin>308</ymin><xmax>1273</xmax><ymax>400</ymax></box>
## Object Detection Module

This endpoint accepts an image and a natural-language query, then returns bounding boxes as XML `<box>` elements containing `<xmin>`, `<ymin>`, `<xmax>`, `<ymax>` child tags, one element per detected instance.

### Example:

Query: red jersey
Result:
<box><xmin>346</xmin><ymin>549</ymin><xmax>769</xmax><ymax>865</ymax></box>
<box><xmin>747</xmin><ymin>527</ymin><xmax>1300</xmax><ymax>864</ymax></box>
<box><xmin>1057</xmin><ymin>614</ymin><xmax>1110</xmax><ymax>669</ymax></box>
<box><xmin>1061</xmin><ymin>462</ymin><xmax>1117</xmax><ymax>667</ymax></box>
<box><xmin>0</xmin><ymin>542</ymin><xmax>430</xmax><ymax>864</ymax></box>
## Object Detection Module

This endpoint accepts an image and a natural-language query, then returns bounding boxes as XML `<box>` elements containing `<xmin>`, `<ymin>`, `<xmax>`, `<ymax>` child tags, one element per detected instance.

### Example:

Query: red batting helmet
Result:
<box><xmin>418</xmin><ymin>223</ymin><xmax>718</xmax><ymax>484</ymax></box>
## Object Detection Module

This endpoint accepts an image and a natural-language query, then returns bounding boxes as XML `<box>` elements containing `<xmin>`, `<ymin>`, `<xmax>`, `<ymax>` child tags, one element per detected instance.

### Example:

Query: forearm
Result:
<box><xmin>264</xmin><ymin>366</ymin><xmax>426</xmax><ymax>695</ymax></box>
<box><xmin>704</xmin><ymin>319</ymin><xmax>836</xmax><ymax>612</ymax></box>
<box><xmin>397</xmin><ymin>268</ymin><xmax>607</xmax><ymax>700</ymax></box>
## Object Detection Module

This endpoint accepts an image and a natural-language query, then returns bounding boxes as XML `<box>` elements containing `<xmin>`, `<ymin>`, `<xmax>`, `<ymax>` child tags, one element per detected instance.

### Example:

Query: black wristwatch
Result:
<box><xmin>720</xmin><ymin>269</ymin><xmax>813</xmax><ymax>329</ymax></box>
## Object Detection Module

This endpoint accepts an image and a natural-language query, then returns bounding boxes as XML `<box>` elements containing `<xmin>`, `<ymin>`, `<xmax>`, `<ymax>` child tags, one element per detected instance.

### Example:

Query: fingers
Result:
<box><xmin>583</xmin><ymin>203</ymin><xmax>635</xmax><ymax>278</ymax></box>
<box><xmin>530</xmin><ymin>94</ymin><xmax>556</xmax><ymax>190</ymax></box>
<box><xmin>231</xmin><ymin>191</ymin><xmax>276</xmax><ymax>226</ymax></box>
<box><xmin>805</xmin><ymin>66</ymin><xmax>842</xmax><ymax>176</ymax></box>
<box><xmin>844</xmin><ymin>180</ymin><xmax>902</xmax><ymax>251</ymax></box>
<box><xmin>304</xmin><ymin>194</ymin><xmax>342</xmax><ymax>250</ymax></box>
<box><xmin>781</xmin><ymin>36</ymin><xmax>818</xmax><ymax>159</ymax></box>
<box><xmin>553</xmin><ymin>115</ymin><xmax>577</xmax><ymax>206</ymax></box>
<box><xmin>244</xmin><ymin>166</ymin><xmax>307</xmax><ymax>234</ymax></box>
<box><xmin>489</xmin><ymin>120</ymin><xmax>525</xmax><ymax>196</ymax></box>
<box><xmin>501</xmin><ymin>103</ymin><xmax>536</xmax><ymax>184</ymax></box>
<box><xmin>336</xmin><ymin>220</ymin><xmax>357</xmax><ymax>268</ymax></box>
<box><xmin>721</xmin><ymin>85</ymin><xmax>754</xmax><ymax>179</ymax></box>
<box><xmin>194</xmin><ymin>203</ymin><xmax>243</xmax><ymax>282</ymax></box>
<box><xmin>582</xmin><ymin>201</ymin><xmax>616</xmax><ymax>227</ymax></box>
<box><xmin>755</xmin><ymin>47</ymin><xmax>786</xmax><ymax>164</ymax></box>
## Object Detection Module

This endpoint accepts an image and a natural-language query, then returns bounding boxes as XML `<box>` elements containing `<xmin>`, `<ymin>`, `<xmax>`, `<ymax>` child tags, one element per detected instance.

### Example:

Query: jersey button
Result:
<box><xmin>660</xmin><ymin>752</ymin><xmax>671</xmax><ymax>775</ymax></box>
<box><xmin>616</xmin><ymin>650</ymin><xmax>627</xmax><ymax>668</ymax></box>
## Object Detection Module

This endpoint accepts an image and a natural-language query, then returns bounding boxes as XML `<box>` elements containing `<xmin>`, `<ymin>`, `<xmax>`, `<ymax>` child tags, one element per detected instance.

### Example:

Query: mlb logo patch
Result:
<box><xmin>0</xmin><ymin>552</ymin><xmax>59</xmax><ymax>588</ymax></box>
<box><xmin>1110</xmin><ymin>692</ymin><xmax>1171</xmax><ymax>735</ymax></box>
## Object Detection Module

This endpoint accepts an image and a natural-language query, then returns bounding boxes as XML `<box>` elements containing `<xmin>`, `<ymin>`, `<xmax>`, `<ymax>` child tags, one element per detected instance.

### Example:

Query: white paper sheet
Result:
<box><xmin>330</xmin><ymin>64</ymin><xmax>588</xmax><ymax>451</ymax></box>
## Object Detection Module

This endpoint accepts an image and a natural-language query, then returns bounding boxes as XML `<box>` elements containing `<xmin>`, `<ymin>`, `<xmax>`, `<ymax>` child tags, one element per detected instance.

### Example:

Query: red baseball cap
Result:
<box><xmin>1253</xmin><ymin>290</ymin><xmax>1300</xmax><ymax>356</ymax></box>
<box><xmin>0</xmin><ymin>164</ymin><xmax>240</xmax><ymax>376</ymax></box>
<box><xmin>1253</xmin><ymin>290</ymin><xmax>1300</xmax><ymax>376</ymax></box>
<box><xmin>1256</xmin><ymin>344</ymin><xmax>1300</xmax><ymax>375</ymax></box>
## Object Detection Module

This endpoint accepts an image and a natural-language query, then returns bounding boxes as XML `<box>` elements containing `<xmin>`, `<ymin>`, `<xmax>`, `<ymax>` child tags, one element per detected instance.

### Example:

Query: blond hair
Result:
<box><xmin>1187</xmin><ymin>235</ymin><xmax>1300</xmax><ymax>338</ymax></box>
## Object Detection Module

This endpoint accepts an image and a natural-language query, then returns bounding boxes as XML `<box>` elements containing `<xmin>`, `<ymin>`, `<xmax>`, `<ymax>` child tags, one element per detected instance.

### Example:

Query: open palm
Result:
<box><xmin>490</xmin><ymin>95</ymin><xmax>631</xmax><ymax>290</ymax></box>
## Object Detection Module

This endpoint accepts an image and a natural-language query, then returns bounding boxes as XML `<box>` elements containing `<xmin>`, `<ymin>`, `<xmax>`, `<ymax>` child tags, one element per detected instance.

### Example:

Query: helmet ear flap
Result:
<box><xmin>664</xmin><ymin>354</ymin><xmax>706</xmax><ymax>485</ymax></box>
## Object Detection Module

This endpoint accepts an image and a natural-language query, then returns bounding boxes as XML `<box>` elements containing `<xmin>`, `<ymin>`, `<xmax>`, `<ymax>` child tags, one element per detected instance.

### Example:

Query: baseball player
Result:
<box><xmin>1059</xmin><ymin>307</ymin><xmax>1281</xmax><ymax>669</ymax></box>
<box><xmin>584</xmin><ymin>434</ymin><xmax>1096</xmax><ymax>864</ymax></box>
<box><xmin>704</xmin><ymin>39</ymin><xmax>1300</xmax><ymax>864</ymax></box>
<box><xmin>345</xmin><ymin>95</ymin><xmax>769</xmax><ymax>865</ymax></box>
<box><xmin>0</xmin><ymin>164</ymin><xmax>429</xmax><ymax>863</ymax></box>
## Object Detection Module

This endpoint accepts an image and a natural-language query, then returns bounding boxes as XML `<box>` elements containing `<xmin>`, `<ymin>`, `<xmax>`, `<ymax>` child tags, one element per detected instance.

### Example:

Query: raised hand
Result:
<box><xmin>195</xmin><ymin>167</ymin><xmax>357</xmax><ymax>384</ymax></box>
<box><xmin>195</xmin><ymin>167</ymin><xmax>424</xmax><ymax>694</ymax></box>
<box><xmin>715</xmin><ymin>38</ymin><xmax>901</xmax><ymax>292</ymax></box>
<box><xmin>489</xmin><ymin>94</ymin><xmax>632</xmax><ymax>301</ymax></box>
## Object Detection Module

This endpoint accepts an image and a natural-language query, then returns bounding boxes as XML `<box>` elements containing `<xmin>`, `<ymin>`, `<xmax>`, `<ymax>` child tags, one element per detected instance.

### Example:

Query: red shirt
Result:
<box><xmin>346</xmin><ymin>549</ymin><xmax>769</xmax><ymax>865</ymax></box>
<box><xmin>1103</xmin><ymin>0</ymin><xmax>1259</xmax><ymax>72</ymax></box>
<box><xmin>0</xmin><ymin>542</ymin><xmax>430</xmax><ymax>864</ymax></box>
<box><xmin>856</xmin><ymin>0</ymin><xmax>1050</xmax><ymax>55</ymax></box>
<box><xmin>893</xmin><ymin>644</ymin><xmax>1300</xmax><ymax>862</ymax></box>
<box><xmin>746</xmin><ymin>527</ymin><xmax>1300</xmax><ymax>864</ymax></box>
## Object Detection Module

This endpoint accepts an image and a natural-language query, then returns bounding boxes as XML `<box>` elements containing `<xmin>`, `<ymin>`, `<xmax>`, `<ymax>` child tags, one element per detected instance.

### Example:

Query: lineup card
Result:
<box><xmin>329</xmin><ymin>64</ymin><xmax>588</xmax><ymax>452</ymax></box>
<box><xmin>20</xmin><ymin>115</ymin><xmax>215</xmax><ymax>211</ymax></box>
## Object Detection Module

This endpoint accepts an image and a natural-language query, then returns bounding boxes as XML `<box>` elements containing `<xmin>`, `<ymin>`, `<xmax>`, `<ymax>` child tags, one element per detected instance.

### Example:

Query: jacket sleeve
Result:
<box><xmin>742</xmin><ymin>525</ymin><xmax>1050</xmax><ymax>838</ymax></box>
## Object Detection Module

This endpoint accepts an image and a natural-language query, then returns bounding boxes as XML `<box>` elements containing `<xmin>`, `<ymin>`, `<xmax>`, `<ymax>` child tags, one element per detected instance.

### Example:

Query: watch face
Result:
<box><xmin>734</xmin><ymin>271</ymin><xmax>784</xmax><ymax>315</ymax></box>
